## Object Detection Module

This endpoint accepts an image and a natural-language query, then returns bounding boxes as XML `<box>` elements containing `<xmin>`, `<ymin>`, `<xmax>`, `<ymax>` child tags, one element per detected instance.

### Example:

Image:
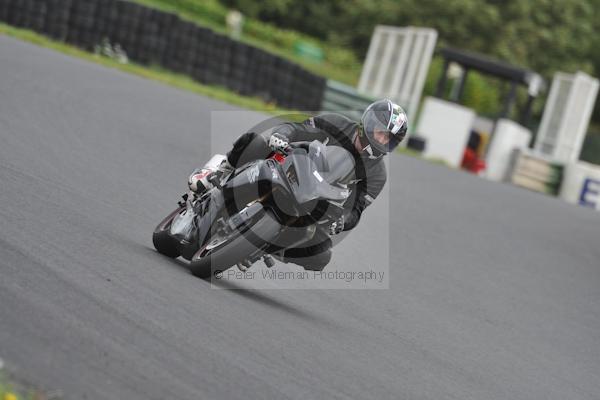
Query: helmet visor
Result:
<box><xmin>363</xmin><ymin>112</ymin><xmax>402</xmax><ymax>154</ymax></box>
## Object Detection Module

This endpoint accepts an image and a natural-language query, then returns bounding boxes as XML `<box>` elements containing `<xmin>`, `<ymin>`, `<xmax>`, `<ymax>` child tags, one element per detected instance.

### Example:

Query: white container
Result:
<box><xmin>485</xmin><ymin>119</ymin><xmax>532</xmax><ymax>181</ymax></box>
<box><xmin>415</xmin><ymin>97</ymin><xmax>475</xmax><ymax>167</ymax></box>
<box><xmin>560</xmin><ymin>161</ymin><xmax>600</xmax><ymax>210</ymax></box>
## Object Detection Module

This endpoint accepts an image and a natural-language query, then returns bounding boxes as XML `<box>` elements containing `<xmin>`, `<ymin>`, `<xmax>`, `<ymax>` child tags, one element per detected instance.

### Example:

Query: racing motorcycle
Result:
<box><xmin>152</xmin><ymin>140</ymin><xmax>356</xmax><ymax>279</ymax></box>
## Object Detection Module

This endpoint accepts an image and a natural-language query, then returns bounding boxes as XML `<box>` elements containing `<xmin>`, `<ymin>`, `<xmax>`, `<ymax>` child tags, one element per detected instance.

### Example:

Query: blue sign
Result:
<box><xmin>579</xmin><ymin>178</ymin><xmax>600</xmax><ymax>209</ymax></box>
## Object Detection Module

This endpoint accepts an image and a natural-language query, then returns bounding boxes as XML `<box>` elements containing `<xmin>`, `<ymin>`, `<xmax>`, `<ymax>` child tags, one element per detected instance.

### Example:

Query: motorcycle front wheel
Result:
<box><xmin>152</xmin><ymin>206</ymin><xmax>185</xmax><ymax>258</ymax></box>
<box><xmin>189</xmin><ymin>211</ymin><xmax>281</xmax><ymax>279</ymax></box>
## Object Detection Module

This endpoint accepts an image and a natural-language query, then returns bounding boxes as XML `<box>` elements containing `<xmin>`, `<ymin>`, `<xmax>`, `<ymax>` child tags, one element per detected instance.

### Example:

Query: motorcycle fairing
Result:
<box><xmin>284</xmin><ymin>142</ymin><xmax>355</xmax><ymax>204</ymax></box>
<box><xmin>194</xmin><ymin>188</ymin><xmax>226</xmax><ymax>252</ymax></box>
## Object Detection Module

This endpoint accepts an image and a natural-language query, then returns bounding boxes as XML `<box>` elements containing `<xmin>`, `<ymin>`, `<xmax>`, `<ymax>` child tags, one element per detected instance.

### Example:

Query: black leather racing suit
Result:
<box><xmin>225</xmin><ymin>113</ymin><xmax>387</xmax><ymax>270</ymax></box>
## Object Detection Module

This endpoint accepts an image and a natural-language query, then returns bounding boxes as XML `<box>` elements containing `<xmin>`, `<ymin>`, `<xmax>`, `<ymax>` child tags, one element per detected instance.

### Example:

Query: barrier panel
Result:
<box><xmin>507</xmin><ymin>149</ymin><xmax>563</xmax><ymax>195</ymax></box>
<box><xmin>0</xmin><ymin>0</ymin><xmax>326</xmax><ymax>110</ymax></box>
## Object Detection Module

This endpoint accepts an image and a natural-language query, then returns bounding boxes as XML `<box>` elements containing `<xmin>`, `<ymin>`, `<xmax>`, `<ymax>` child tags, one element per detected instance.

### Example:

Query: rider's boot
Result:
<box><xmin>188</xmin><ymin>156</ymin><xmax>233</xmax><ymax>195</ymax></box>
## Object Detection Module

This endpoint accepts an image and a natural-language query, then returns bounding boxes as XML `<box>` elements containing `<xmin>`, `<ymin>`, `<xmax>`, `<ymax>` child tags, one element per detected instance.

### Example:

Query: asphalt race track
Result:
<box><xmin>2</xmin><ymin>35</ymin><xmax>600</xmax><ymax>399</ymax></box>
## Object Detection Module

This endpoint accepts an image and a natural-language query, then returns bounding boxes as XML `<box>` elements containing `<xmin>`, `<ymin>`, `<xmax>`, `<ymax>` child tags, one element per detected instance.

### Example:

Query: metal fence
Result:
<box><xmin>320</xmin><ymin>80</ymin><xmax>374</xmax><ymax>121</ymax></box>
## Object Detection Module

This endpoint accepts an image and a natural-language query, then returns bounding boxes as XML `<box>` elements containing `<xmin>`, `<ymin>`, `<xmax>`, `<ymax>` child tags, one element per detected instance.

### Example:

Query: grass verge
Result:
<box><xmin>0</xmin><ymin>23</ymin><xmax>290</xmax><ymax>114</ymax></box>
<box><xmin>0</xmin><ymin>371</ymin><xmax>48</xmax><ymax>400</ymax></box>
<box><xmin>131</xmin><ymin>0</ymin><xmax>361</xmax><ymax>85</ymax></box>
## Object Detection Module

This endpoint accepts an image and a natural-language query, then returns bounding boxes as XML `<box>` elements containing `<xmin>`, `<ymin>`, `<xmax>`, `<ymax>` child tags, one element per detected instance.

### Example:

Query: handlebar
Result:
<box><xmin>280</xmin><ymin>141</ymin><xmax>312</xmax><ymax>155</ymax></box>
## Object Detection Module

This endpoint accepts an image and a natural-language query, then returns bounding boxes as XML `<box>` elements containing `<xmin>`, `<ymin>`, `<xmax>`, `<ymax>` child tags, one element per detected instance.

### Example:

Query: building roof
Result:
<box><xmin>440</xmin><ymin>48</ymin><xmax>545</xmax><ymax>94</ymax></box>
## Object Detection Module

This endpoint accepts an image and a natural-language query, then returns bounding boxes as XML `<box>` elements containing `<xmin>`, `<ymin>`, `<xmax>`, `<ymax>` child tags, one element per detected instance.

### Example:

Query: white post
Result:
<box><xmin>535</xmin><ymin>71</ymin><xmax>599</xmax><ymax>163</ymax></box>
<box><xmin>388</xmin><ymin>28</ymin><xmax>413</xmax><ymax>99</ymax></box>
<box><xmin>373</xmin><ymin>32</ymin><xmax>398</xmax><ymax>95</ymax></box>
<box><xmin>358</xmin><ymin>25</ymin><xmax>437</xmax><ymax>119</ymax></box>
<box><xmin>398</xmin><ymin>30</ymin><xmax>424</xmax><ymax>107</ymax></box>
<box><xmin>358</xmin><ymin>26</ymin><xmax>383</xmax><ymax>92</ymax></box>
<box><xmin>407</xmin><ymin>29</ymin><xmax>437</xmax><ymax>117</ymax></box>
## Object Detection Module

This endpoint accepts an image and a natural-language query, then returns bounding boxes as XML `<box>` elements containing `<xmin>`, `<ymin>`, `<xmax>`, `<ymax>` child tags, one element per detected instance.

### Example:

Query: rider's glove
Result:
<box><xmin>268</xmin><ymin>132</ymin><xmax>290</xmax><ymax>154</ymax></box>
<box><xmin>329</xmin><ymin>215</ymin><xmax>345</xmax><ymax>235</ymax></box>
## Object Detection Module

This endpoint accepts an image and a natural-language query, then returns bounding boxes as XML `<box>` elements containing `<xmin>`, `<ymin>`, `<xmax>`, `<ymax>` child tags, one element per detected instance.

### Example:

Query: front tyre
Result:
<box><xmin>189</xmin><ymin>211</ymin><xmax>281</xmax><ymax>279</ymax></box>
<box><xmin>152</xmin><ymin>206</ymin><xmax>184</xmax><ymax>258</ymax></box>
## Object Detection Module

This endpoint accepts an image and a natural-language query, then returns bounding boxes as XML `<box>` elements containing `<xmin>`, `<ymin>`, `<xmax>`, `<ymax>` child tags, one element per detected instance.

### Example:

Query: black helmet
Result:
<box><xmin>359</xmin><ymin>99</ymin><xmax>408</xmax><ymax>159</ymax></box>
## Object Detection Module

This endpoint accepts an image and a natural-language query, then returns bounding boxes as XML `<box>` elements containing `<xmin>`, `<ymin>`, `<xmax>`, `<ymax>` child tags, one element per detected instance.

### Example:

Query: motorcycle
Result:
<box><xmin>152</xmin><ymin>140</ymin><xmax>356</xmax><ymax>279</ymax></box>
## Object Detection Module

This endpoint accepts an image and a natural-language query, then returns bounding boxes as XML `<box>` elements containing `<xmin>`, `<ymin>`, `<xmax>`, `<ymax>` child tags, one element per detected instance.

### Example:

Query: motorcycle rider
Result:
<box><xmin>189</xmin><ymin>99</ymin><xmax>408</xmax><ymax>270</ymax></box>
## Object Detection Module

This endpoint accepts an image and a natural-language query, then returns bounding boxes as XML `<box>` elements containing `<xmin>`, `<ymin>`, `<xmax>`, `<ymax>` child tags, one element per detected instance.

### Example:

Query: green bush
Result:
<box><xmin>423</xmin><ymin>57</ymin><xmax>501</xmax><ymax>116</ymax></box>
<box><xmin>580</xmin><ymin>126</ymin><xmax>600</xmax><ymax>165</ymax></box>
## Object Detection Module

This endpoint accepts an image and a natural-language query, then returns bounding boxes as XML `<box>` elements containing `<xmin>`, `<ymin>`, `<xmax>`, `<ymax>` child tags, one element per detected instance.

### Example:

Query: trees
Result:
<box><xmin>221</xmin><ymin>0</ymin><xmax>596</xmax><ymax>77</ymax></box>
